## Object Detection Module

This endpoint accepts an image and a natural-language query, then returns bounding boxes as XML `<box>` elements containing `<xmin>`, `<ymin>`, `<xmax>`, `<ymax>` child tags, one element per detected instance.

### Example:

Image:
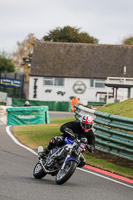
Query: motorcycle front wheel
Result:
<box><xmin>33</xmin><ymin>162</ymin><xmax>47</xmax><ymax>179</ymax></box>
<box><xmin>55</xmin><ymin>161</ymin><xmax>77</xmax><ymax>185</ymax></box>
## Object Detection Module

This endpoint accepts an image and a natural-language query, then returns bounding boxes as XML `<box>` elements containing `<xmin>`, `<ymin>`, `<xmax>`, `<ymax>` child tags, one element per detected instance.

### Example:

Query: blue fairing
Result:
<box><xmin>52</xmin><ymin>147</ymin><xmax>57</xmax><ymax>151</ymax></box>
<box><xmin>65</xmin><ymin>157</ymin><xmax>78</xmax><ymax>163</ymax></box>
<box><xmin>64</xmin><ymin>137</ymin><xmax>75</xmax><ymax>145</ymax></box>
<box><xmin>52</xmin><ymin>137</ymin><xmax>74</xmax><ymax>151</ymax></box>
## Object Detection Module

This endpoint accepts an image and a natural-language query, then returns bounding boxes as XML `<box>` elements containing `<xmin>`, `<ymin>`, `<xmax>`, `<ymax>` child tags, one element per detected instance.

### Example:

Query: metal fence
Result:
<box><xmin>74</xmin><ymin>104</ymin><xmax>133</xmax><ymax>161</ymax></box>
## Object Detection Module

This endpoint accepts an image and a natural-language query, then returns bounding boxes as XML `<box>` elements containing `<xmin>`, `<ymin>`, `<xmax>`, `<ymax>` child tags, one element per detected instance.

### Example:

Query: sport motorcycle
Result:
<box><xmin>33</xmin><ymin>132</ymin><xmax>89</xmax><ymax>185</ymax></box>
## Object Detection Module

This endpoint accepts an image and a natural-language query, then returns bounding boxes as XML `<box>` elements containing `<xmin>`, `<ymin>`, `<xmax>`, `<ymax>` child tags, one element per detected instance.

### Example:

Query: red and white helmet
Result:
<box><xmin>80</xmin><ymin>115</ymin><xmax>93</xmax><ymax>132</ymax></box>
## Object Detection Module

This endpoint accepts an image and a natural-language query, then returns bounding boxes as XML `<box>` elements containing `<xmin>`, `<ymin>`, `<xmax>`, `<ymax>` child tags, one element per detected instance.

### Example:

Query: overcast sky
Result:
<box><xmin>0</xmin><ymin>0</ymin><xmax>133</xmax><ymax>53</ymax></box>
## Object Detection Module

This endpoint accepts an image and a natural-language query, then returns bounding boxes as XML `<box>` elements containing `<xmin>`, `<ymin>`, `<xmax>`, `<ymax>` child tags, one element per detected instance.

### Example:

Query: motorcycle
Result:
<box><xmin>33</xmin><ymin>132</ymin><xmax>89</xmax><ymax>185</ymax></box>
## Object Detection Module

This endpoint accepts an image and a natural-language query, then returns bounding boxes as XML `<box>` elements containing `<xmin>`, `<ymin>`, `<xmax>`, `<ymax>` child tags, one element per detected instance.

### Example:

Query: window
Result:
<box><xmin>95</xmin><ymin>82</ymin><xmax>105</xmax><ymax>88</ymax></box>
<box><xmin>43</xmin><ymin>78</ymin><xmax>54</xmax><ymax>85</ymax></box>
<box><xmin>90</xmin><ymin>79</ymin><xmax>94</xmax><ymax>87</ymax></box>
<box><xmin>43</xmin><ymin>77</ymin><xmax>64</xmax><ymax>86</ymax></box>
<box><xmin>55</xmin><ymin>78</ymin><xmax>64</xmax><ymax>86</ymax></box>
<box><xmin>90</xmin><ymin>79</ymin><xmax>105</xmax><ymax>88</ymax></box>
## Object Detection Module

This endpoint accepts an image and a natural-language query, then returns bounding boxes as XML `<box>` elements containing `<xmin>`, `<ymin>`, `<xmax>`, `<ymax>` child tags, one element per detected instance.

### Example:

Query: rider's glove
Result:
<box><xmin>87</xmin><ymin>145</ymin><xmax>94</xmax><ymax>153</ymax></box>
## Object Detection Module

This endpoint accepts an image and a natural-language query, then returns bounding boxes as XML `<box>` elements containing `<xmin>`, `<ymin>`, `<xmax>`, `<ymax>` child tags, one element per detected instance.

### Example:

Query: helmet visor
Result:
<box><xmin>81</xmin><ymin>122</ymin><xmax>92</xmax><ymax>129</ymax></box>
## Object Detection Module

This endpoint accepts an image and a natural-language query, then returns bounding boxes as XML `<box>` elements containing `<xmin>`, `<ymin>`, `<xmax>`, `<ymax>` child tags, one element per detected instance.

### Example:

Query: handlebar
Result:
<box><xmin>64</xmin><ymin>128</ymin><xmax>94</xmax><ymax>153</ymax></box>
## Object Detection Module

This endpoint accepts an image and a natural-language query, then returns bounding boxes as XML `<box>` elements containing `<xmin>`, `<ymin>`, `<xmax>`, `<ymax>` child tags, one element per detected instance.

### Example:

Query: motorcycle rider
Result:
<box><xmin>39</xmin><ymin>114</ymin><xmax>95</xmax><ymax>168</ymax></box>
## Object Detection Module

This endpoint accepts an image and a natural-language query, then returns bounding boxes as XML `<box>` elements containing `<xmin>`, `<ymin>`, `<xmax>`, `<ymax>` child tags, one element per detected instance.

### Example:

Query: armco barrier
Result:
<box><xmin>74</xmin><ymin>104</ymin><xmax>133</xmax><ymax>161</ymax></box>
<box><xmin>74</xmin><ymin>104</ymin><xmax>95</xmax><ymax>120</ymax></box>
<box><xmin>11</xmin><ymin>98</ymin><xmax>72</xmax><ymax>112</ymax></box>
<box><xmin>7</xmin><ymin>106</ymin><xmax>50</xmax><ymax>125</ymax></box>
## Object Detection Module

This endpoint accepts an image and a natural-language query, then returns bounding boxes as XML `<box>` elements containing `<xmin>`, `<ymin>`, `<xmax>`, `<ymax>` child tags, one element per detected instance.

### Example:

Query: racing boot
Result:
<box><xmin>39</xmin><ymin>146</ymin><xmax>50</xmax><ymax>159</ymax></box>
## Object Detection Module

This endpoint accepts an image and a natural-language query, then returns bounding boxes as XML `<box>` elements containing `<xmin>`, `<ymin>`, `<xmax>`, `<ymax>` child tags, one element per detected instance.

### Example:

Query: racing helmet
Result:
<box><xmin>80</xmin><ymin>115</ymin><xmax>93</xmax><ymax>132</ymax></box>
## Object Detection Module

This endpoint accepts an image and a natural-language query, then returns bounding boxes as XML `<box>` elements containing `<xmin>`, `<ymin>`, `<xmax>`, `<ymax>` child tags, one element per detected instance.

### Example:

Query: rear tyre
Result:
<box><xmin>33</xmin><ymin>162</ymin><xmax>46</xmax><ymax>179</ymax></box>
<box><xmin>55</xmin><ymin>161</ymin><xmax>77</xmax><ymax>185</ymax></box>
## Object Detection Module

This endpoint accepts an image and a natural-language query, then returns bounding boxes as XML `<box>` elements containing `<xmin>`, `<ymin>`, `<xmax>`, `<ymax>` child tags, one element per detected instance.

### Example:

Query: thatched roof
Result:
<box><xmin>31</xmin><ymin>40</ymin><xmax>133</xmax><ymax>78</ymax></box>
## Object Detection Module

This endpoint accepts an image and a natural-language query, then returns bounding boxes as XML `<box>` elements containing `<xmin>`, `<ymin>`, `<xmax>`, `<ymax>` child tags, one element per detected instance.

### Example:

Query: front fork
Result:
<box><xmin>60</xmin><ymin>153</ymin><xmax>80</xmax><ymax>170</ymax></box>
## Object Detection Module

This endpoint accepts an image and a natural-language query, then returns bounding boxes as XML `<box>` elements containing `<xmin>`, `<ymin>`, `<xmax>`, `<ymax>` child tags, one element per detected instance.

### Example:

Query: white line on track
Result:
<box><xmin>77</xmin><ymin>168</ymin><xmax>133</xmax><ymax>189</ymax></box>
<box><xmin>6</xmin><ymin>126</ymin><xmax>37</xmax><ymax>156</ymax></box>
<box><xmin>6</xmin><ymin>125</ymin><xmax>133</xmax><ymax>189</ymax></box>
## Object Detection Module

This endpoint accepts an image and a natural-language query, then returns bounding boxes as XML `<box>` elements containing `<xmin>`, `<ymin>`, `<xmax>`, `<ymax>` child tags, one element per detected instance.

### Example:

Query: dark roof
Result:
<box><xmin>31</xmin><ymin>40</ymin><xmax>133</xmax><ymax>78</ymax></box>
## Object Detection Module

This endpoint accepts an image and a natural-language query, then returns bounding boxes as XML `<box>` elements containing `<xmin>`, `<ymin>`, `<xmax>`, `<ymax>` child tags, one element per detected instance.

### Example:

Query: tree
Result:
<box><xmin>12</xmin><ymin>33</ymin><xmax>36</xmax><ymax>72</ymax></box>
<box><xmin>11</xmin><ymin>33</ymin><xmax>36</xmax><ymax>81</ymax></box>
<box><xmin>43</xmin><ymin>26</ymin><xmax>99</xmax><ymax>44</ymax></box>
<box><xmin>0</xmin><ymin>52</ymin><xmax>15</xmax><ymax>73</ymax></box>
<box><xmin>122</xmin><ymin>36</ymin><xmax>133</xmax><ymax>45</ymax></box>
<box><xmin>77</xmin><ymin>32</ymin><xmax>98</xmax><ymax>43</ymax></box>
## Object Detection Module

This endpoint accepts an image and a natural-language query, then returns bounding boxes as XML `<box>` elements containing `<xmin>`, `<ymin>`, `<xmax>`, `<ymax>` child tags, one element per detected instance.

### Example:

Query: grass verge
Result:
<box><xmin>13</xmin><ymin>117</ymin><xmax>133</xmax><ymax>179</ymax></box>
<box><xmin>98</xmin><ymin>98</ymin><xmax>133</xmax><ymax>118</ymax></box>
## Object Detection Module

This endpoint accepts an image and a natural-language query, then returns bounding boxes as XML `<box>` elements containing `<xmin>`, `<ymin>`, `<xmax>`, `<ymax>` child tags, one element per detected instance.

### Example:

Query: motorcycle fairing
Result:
<box><xmin>65</xmin><ymin>157</ymin><xmax>78</xmax><ymax>163</ymax></box>
<box><xmin>64</xmin><ymin>137</ymin><xmax>75</xmax><ymax>145</ymax></box>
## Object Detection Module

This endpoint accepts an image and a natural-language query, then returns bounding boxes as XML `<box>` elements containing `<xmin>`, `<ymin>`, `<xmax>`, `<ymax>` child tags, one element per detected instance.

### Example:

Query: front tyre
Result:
<box><xmin>55</xmin><ymin>161</ymin><xmax>77</xmax><ymax>185</ymax></box>
<box><xmin>33</xmin><ymin>162</ymin><xmax>46</xmax><ymax>179</ymax></box>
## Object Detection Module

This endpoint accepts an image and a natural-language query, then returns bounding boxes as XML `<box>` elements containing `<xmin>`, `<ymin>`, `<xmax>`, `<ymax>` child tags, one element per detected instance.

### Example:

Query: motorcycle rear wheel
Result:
<box><xmin>55</xmin><ymin>161</ymin><xmax>77</xmax><ymax>185</ymax></box>
<box><xmin>33</xmin><ymin>162</ymin><xmax>46</xmax><ymax>179</ymax></box>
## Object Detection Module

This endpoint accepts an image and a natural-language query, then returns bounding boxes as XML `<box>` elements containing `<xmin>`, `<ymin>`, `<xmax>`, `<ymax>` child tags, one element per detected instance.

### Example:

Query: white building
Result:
<box><xmin>29</xmin><ymin>41</ymin><xmax>133</xmax><ymax>104</ymax></box>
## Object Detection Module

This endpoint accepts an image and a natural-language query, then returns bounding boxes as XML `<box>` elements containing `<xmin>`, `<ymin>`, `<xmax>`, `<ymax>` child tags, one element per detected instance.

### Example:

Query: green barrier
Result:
<box><xmin>7</xmin><ymin>106</ymin><xmax>50</xmax><ymax>125</ymax></box>
<box><xmin>94</xmin><ymin>111</ymin><xmax>133</xmax><ymax>161</ymax></box>
<box><xmin>12</xmin><ymin>98</ymin><xmax>71</xmax><ymax>112</ymax></box>
<box><xmin>88</xmin><ymin>101</ymin><xmax>106</xmax><ymax>106</ymax></box>
<box><xmin>95</xmin><ymin>111</ymin><xmax>133</xmax><ymax>131</ymax></box>
<box><xmin>74</xmin><ymin>104</ymin><xmax>133</xmax><ymax>160</ymax></box>
<box><xmin>56</xmin><ymin>101</ymin><xmax>72</xmax><ymax>112</ymax></box>
<box><xmin>95</xmin><ymin>142</ymin><xmax>133</xmax><ymax>161</ymax></box>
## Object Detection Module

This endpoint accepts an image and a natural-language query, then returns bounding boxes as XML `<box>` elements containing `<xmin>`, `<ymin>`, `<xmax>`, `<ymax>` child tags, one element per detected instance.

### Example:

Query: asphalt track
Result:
<box><xmin>0</xmin><ymin>120</ymin><xmax>133</xmax><ymax>199</ymax></box>
<box><xmin>49</xmin><ymin>111</ymin><xmax>75</xmax><ymax>119</ymax></box>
